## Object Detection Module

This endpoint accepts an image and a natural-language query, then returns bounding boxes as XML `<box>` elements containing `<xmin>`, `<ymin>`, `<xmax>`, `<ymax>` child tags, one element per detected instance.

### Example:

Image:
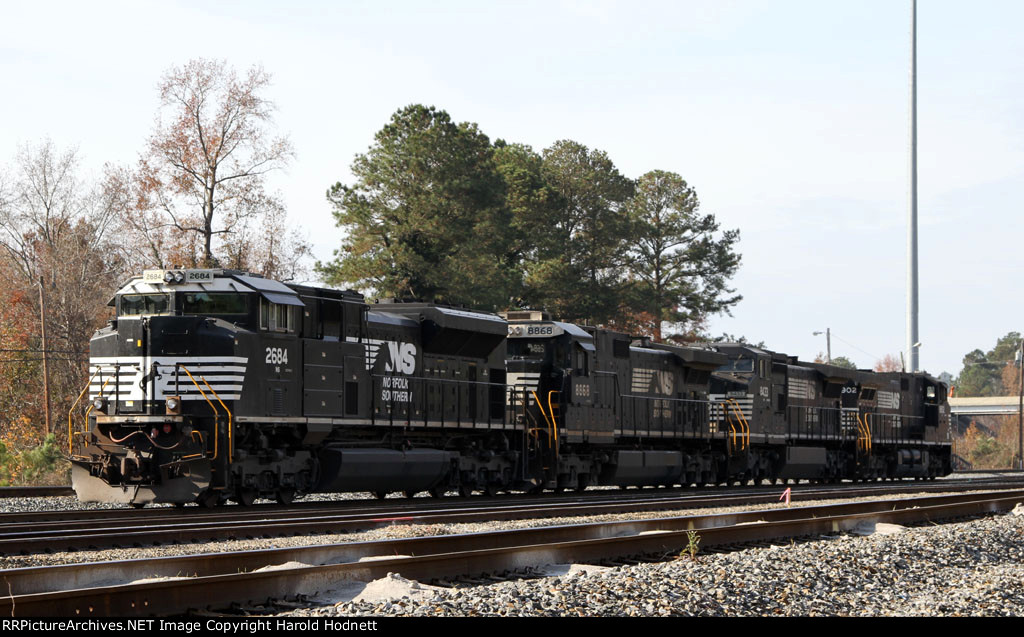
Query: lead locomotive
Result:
<box><xmin>70</xmin><ymin>269</ymin><xmax>952</xmax><ymax>506</ymax></box>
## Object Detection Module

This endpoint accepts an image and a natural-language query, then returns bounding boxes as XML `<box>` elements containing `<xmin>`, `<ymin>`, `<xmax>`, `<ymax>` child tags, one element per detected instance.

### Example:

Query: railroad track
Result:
<box><xmin>2</xmin><ymin>489</ymin><xmax>1021</xmax><ymax>617</ymax></box>
<box><xmin>3</xmin><ymin>476</ymin><xmax>1024</xmax><ymax>554</ymax></box>
<box><xmin>3</xmin><ymin>478</ymin><xmax>1023</xmax><ymax>555</ymax></box>
<box><xmin>0</xmin><ymin>486</ymin><xmax>74</xmax><ymax>498</ymax></box>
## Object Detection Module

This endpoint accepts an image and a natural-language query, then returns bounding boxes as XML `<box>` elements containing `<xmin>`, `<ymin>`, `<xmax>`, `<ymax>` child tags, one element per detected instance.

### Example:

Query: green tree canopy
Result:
<box><xmin>320</xmin><ymin>105</ymin><xmax>745</xmax><ymax>330</ymax></box>
<box><xmin>522</xmin><ymin>140</ymin><xmax>634</xmax><ymax>324</ymax></box>
<box><xmin>492</xmin><ymin>141</ymin><xmax>561</xmax><ymax>305</ymax></box>
<box><xmin>830</xmin><ymin>356</ymin><xmax>857</xmax><ymax>370</ymax></box>
<box><xmin>954</xmin><ymin>332</ymin><xmax>1022</xmax><ymax>396</ymax></box>
<box><xmin>317</xmin><ymin>105</ymin><xmax>514</xmax><ymax>309</ymax></box>
<box><xmin>623</xmin><ymin>170</ymin><xmax>740</xmax><ymax>341</ymax></box>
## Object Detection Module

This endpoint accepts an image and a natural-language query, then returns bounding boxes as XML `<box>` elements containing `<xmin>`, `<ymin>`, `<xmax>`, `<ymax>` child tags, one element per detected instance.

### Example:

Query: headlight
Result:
<box><xmin>92</xmin><ymin>397</ymin><xmax>108</xmax><ymax>413</ymax></box>
<box><xmin>173</xmin><ymin>271</ymin><xmax>185</xmax><ymax>283</ymax></box>
<box><xmin>165</xmin><ymin>396</ymin><xmax>181</xmax><ymax>414</ymax></box>
<box><xmin>163</xmin><ymin>271</ymin><xmax>175</xmax><ymax>282</ymax></box>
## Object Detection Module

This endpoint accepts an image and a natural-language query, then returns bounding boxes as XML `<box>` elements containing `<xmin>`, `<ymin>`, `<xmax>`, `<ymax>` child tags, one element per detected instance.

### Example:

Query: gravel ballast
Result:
<box><xmin>297</xmin><ymin>513</ymin><xmax>1024</xmax><ymax>617</ymax></box>
<box><xmin>3</xmin><ymin>482</ymin><xmax>1024</xmax><ymax>616</ymax></box>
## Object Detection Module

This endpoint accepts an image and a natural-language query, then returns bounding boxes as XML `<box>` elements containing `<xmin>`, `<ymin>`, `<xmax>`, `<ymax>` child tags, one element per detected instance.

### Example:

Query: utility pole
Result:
<box><xmin>907</xmin><ymin>0</ymin><xmax>920</xmax><ymax>373</ymax></box>
<box><xmin>38</xmin><ymin>276</ymin><xmax>51</xmax><ymax>437</ymax></box>
<box><xmin>813</xmin><ymin>329</ymin><xmax>832</xmax><ymax>363</ymax></box>
<box><xmin>1017</xmin><ymin>339</ymin><xmax>1023</xmax><ymax>470</ymax></box>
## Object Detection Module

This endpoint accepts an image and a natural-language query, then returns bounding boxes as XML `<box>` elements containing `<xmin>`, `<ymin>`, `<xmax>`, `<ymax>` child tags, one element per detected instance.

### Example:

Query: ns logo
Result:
<box><xmin>382</xmin><ymin>341</ymin><xmax>417</xmax><ymax>375</ymax></box>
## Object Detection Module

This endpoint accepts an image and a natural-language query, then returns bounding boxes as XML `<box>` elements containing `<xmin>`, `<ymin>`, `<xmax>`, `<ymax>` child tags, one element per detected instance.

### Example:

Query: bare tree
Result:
<box><xmin>0</xmin><ymin>140</ymin><xmax>124</xmax><ymax>437</ymax></box>
<box><xmin>131</xmin><ymin>58</ymin><xmax>295</xmax><ymax>268</ymax></box>
<box><xmin>221</xmin><ymin>198</ymin><xmax>312</xmax><ymax>282</ymax></box>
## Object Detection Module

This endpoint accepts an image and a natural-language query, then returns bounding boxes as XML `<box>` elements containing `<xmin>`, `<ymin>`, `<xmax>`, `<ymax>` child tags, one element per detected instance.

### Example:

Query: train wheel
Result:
<box><xmin>483</xmin><ymin>483</ymin><xmax>498</xmax><ymax>498</ymax></box>
<box><xmin>276</xmin><ymin>489</ymin><xmax>295</xmax><ymax>506</ymax></box>
<box><xmin>131</xmin><ymin>502</ymin><xmax>146</xmax><ymax>509</ymax></box>
<box><xmin>404</xmin><ymin>490</ymin><xmax>419</xmax><ymax>499</ymax></box>
<box><xmin>458</xmin><ymin>485</ymin><xmax>473</xmax><ymax>498</ymax></box>
<box><xmin>429</xmin><ymin>486</ymin><xmax>446</xmax><ymax>498</ymax></box>
<box><xmin>174</xmin><ymin>502</ymin><xmax>186</xmax><ymax>509</ymax></box>
<box><xmin>237</xmin><ymin>488</ymin><xmax>258</xmax><ymax>507</ymax></box>
<box><xmin>374</xmin><ymin>491</ymin><xmax>389</xmax><ymax>500</ymax></box>
<box><xmin>576</xmin><ymin>474</ymin><xmax>589</xmax><ymax>493</ymax></box>
<box><xmin>197</xmin><ymin>490</ymin><xmax>219</xmax><ymax>509</ymax></box>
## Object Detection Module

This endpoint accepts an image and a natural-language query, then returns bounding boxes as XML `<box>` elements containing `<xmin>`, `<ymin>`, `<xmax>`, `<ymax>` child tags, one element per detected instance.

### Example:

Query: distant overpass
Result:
<box><xmin>949</xmin><ymin>396</ymin><xmax>1022</xmax><ymax>417</ymax></box>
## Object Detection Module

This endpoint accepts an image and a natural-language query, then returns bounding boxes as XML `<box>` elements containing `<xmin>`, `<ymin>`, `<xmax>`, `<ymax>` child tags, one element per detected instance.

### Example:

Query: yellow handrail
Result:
<box><xmin>724</xmin><ymin>405</ymin><xmax>738</xmax><ymax>448</ymax></box>
<box><xmin>855</xmin><ymin>412</ymin><xmax>872</xmax><ymax>454</ymax></box>
<box><xmin>855</xmin><ymin>413</ymin><xmax>866</xmax><ymax>452</ymax></box>
<box><xmin>197</xmin><ymin>374</ymin><xmax>233</xmax><ymax>459</ymax></box>
<box><xmin>178</xmin><ymin>366</ymin><xmax>220</xmax><ymax>461</ymax></box>
<box><xmin>862</xmin><ymin>412</ymin><xmax>872</xmax><ymax>453</ymax></box>
<box><xmin>68</xmin><ymin>368</ymin><xmax>102</xmax><ymax>456</ymax></box>
<box><xmin>531</xmin><ymin>390</ymin><xmax>554</xmax><ymax>448</ymax></box>
<box><xmin>547</xmin><ymin>390</ymin><xmax>560</xmax><ymax>454</ymax></box>
<box><xmin>725</xmin><ymin>399</ymin><xmax>749</xmax><ymax>450</ymax></box>
<box><xmin>81</xmin><ymin>377</ymin><xmax>113</xmax><ymax>443</ymax></box>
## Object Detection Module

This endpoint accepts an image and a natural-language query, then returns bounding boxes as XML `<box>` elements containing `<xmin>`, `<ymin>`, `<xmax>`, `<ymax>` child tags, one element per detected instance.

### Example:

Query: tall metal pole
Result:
<box><xmin>38</xmin><ymin>276</ymin><xmax>51</xmax><ymax>437</ymax></box>
<box><xmin>1017</xmin><ymin>339</ymin><xmax>1022</xmax><ymax>469</ymax></box>
<box><xmin>907</xmin><ymin>0</ymin><xmax>920</xmax><ymax>373</ymax></box>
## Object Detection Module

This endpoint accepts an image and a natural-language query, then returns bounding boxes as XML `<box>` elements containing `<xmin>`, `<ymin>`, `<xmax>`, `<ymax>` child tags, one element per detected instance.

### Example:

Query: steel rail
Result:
<box><xmin>4</xmin><ymin>481</ymin><xmax>1024</xmax><ymax>555</ymax></box>
<box><xmin>1</xmin><ymin>490</ymin><xmax>1021</xmax><ymax>617</ymax></box>
<box><xmin>3</xmin><ymin>474</ymin><xmax>1018</xmax><ymax>525</ymax></box>
<box><xmin>0</xmin><ymin>486</ymin><xmax>74</xmax><ymax>498</ymax></box>
<box><xmin>3</xmin><ymin>478</ymin><xmax>1024</xmax><ymax>553</ymax></box>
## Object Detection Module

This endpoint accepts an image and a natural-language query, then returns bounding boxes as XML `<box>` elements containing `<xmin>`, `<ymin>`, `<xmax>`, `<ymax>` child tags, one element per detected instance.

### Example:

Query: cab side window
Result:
<box><xmin>260</xmin><ymin>298</ymin><xmax>295</xmax><ymax>333</ymax></box>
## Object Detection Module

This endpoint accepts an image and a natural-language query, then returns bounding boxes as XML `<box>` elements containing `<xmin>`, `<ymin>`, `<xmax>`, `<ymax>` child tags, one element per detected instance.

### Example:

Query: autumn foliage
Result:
<box><xmin>0</xmin><ymin>59</ymin><xmax>311</xmax><ymax>484</ymax></box>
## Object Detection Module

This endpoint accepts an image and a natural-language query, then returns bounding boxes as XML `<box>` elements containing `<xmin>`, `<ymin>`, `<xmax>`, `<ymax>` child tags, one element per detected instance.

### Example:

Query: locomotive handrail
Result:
<box><xmin>532</xmin><ymin>390</ymin><xmax>555</xmax><ymax>449</ymax></box>
<box><xmin>864</xmin><ymin>413</ymin><xmax>873</xmax><ymax>452</ymax></box>
<box><xmin>547</xmin><ymin>390</ymin><xmax>560</xmax><ymax>455</ymax></box>
<box><xmin>67</xmin><ymin>368</ymin><xmax>102</xmax><ymax>456</ymax></box>
<box><xmin>178</xmin><ymin>365</ymin><xmax>220</xmax><ymax>461</ymax></box>
<box><xmin>785</xmin><ymin>405</ymin><xmax>846</xmax><ymax>441</ymax></box>
<box><xmin>725</xmin><ymin>413</ymin><xmax>738</xmax><ymax>449</ymax></box>
<box><xmin>619</xmin><ymin>393</ymin><xmax>715</xmax><ymax>439</ymax></box>
<box><xmin>81</xmin><ymin>376</ymin><xmax>114</xmax><ymax>452</ymax></box>
<box><xmin>855</xmin><ymin>413</ymin><xmax>869</xmax><ymax>453</ymax></box>
<box><xmin>508</xmin><ymin>386</ymin><xmax>544</xmax><ymax>445</ymax></box>
<box><xmin>867</xmin><ymin>413</ymin><xmax>875</xmax><ymax>451</ymax></box>
<box><xmin>713</xmin><ymin>398</ymin><xmax>738</xmax><ymax>448</ymax></box>
<box><xmin>712</xmin><ymin>398</ymin><xmax>746</xmax><ymax>451</ymax></box>
<box><xmin>862</xmin><ymin>413</ymin><xmax>873</xmax><ymax>452</ymax></box>
<box><xmin>196</xmin><ymin>374</ymin><xmax>233</xmax><ymax>459</ymax></box>
<box><xmin>725</xmin><ymin>398</ymin><xmax>750</xmax><ymax>450</ymax></box>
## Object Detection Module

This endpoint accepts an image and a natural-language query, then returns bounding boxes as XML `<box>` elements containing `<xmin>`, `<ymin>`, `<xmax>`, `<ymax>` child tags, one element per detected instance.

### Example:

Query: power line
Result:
<box><xmin>829</xmin><ymin>333</ymin><xmax>883</xmax><ymax>364</ymax></box>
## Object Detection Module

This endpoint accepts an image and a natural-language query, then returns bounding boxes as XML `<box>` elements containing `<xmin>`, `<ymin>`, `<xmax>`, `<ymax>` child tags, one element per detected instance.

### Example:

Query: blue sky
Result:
<box><xmin>2</xmin><ymin>0</ymin><xmax>1022</xmax><ymax>379</ymax></box>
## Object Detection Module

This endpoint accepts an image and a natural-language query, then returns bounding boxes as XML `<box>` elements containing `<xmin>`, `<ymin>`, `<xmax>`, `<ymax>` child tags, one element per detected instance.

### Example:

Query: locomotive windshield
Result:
<box><xmin>508</xmin><ymin>339</ymin><xmax>549</xmax><ymax>360</ymax></box>
<box><xmin>507</xmin><ymin>335</ymin><xmax>572</xmax><ymax>369</ymax></box>
<box><xmin>119</xmin><ymin>293</ymin><xmax>170</xmax><ymax>316</ymax></box>
<box><xmin>716</xmin><ymin>358</ymin><xmax>754</xmax><ymax>373</ymax></box>
<box><xmin>181</xmin><ymin>292</ymin><xmax>248</xmax><ymax>315</ymax></box>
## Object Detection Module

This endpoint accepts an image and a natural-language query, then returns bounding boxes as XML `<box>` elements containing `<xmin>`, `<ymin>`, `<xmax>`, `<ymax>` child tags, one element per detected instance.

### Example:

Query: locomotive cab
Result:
<box><xmin>504</xmin><ymin>313</ymin><xmax>593</xmax><ymax>427</ymax></box>
<box><xmin>72</xmin><ymin>268</ymin><xmax>306</xmax><ymax>505</ymax></box>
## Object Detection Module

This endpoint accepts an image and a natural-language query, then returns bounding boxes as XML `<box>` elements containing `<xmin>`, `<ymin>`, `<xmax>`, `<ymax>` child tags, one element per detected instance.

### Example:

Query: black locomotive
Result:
<box><xmin>69</xmin><ymin>269</ymin><xmax>951</xmax><ymax>506</ymax></box>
